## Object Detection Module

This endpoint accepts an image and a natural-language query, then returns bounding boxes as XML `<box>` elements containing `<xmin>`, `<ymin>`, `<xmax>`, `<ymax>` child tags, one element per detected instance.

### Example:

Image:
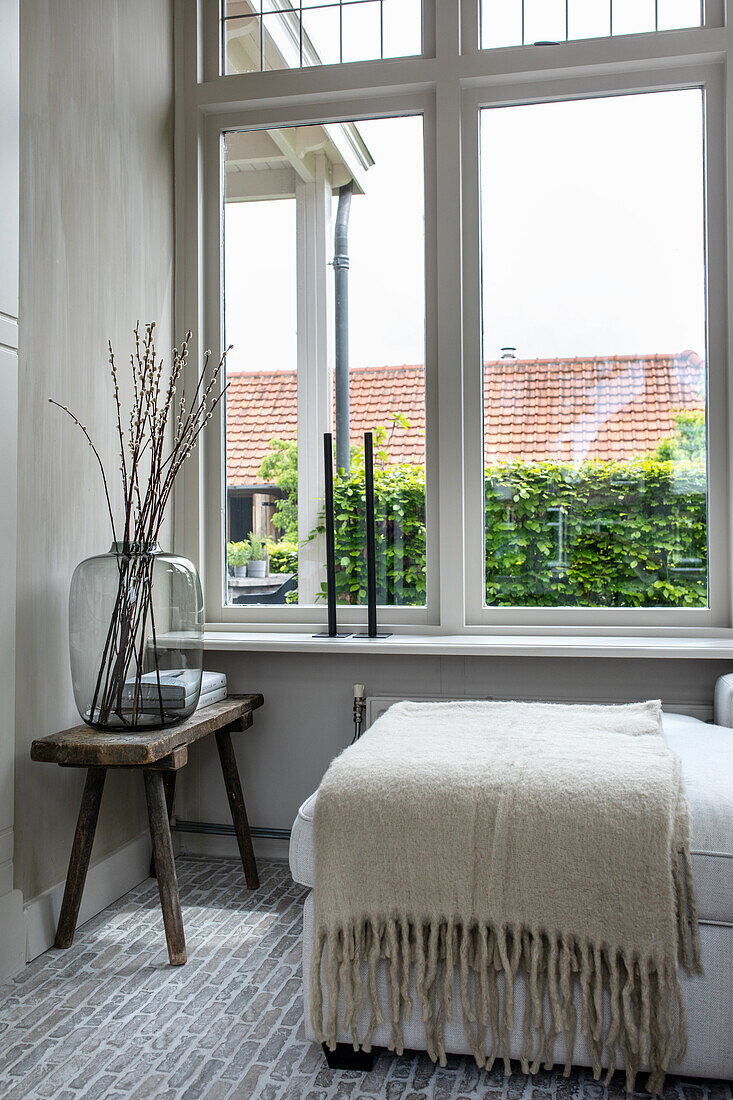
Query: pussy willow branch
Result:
<box><xmin>52</xmin><ymin>324</ymin><xmax>230</xmax><ymax>725</ymax></box>
<box><xmin>48</xmin><ymin>401</ymin><xmax>118</xmax><ymax>543</ymax></box>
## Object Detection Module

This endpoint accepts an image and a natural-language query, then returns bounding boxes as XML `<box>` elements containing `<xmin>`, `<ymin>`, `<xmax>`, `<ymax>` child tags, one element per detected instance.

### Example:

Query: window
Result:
<box><xmin>178</xmin><ymin>2</ymin><xmax>730</xmax><ymax>632</ymax></box>
<box><xmin>222</xmin><ymin>116</ymin><xmax>426</xmax><ymax>609</ymax></box>
<box><xmin>480</xmin><ymin>90</ymin><xmax>709</xmax><ymax>609</ymax></box>
<box><xmin>480</xmin><ymin>0</ymin><xmax>703</xmax><ymax>50</ymax></box>
<box><xmin>221</xmin><ymin>0</ymin><xmax>423</xmax><ymax>75</ymax></box>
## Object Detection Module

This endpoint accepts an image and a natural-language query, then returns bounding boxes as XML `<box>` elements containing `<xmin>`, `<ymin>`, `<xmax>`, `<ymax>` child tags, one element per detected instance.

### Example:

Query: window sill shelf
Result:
<box><xmin>203</xmin><ymin>631</ymin><xmax>733</xmax><ymax>660</ymax></box>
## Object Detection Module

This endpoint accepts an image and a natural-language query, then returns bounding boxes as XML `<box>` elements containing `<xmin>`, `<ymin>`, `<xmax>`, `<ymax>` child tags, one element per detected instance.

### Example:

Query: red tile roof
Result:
<box><xmin>225</xmin><ymin>352</ymin><xmax>704</xmax><ymax>486</ymax></box>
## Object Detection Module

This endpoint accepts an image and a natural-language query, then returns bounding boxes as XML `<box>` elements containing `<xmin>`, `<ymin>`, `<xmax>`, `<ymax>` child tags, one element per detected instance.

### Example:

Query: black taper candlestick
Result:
<box><xmin>313</xmin><ymin>433</ymin><xmax>351</xmax><ymax>639</ymax></box>
<box><xmin>364</xmin><ymin>432</ymin><xmax>377</xmax><ymax>636</ymax></box>
<box><xmin>324</xmin><ymin>432</ymin><xmax>338</xmax><ymax>636</ymax></box>
<box><xmin>355</xmin><ymin>431</ymin><xmax>391</xmax><ymax>640</ymax></box>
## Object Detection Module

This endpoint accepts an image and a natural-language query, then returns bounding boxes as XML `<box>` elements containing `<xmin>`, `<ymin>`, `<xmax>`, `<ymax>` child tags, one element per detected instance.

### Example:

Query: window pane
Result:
<box><xmin>612</xmin><ymin>0</ymin><xmax>655</xmax><ymax>35</ymax></box>
<box><xmin>222</xmin><ymin>0</ymin><xmax>422</xmax><ymax>74</ymax></box>
<box><xmin>482</xmin><ymin>0</ymin><xmax>523</xmax><ymax>48</ymax></box>
<box><xmin>658</xmin><ymin>0</ymin><xmax>703</xmax><ymax>30</ymax></box>
<box><xmin>301</xmin><ymin>6</ymin><xmax>341</xmax><ymax>66</ymax></box>
<box><xmin>479</xmin><ymin>90</ymin><xmax>708</xmax><ymax>609</ymax></box>
<box><xmin>480</xmin><ymin>0</ymin><xmax>701</xmax><ymax>48</ymax></box>
<box><xmin>223</xmin><ymin>116</ymin><xmax>426</xmax><ymax>608</ymax></box>
<box><xmin>383</xmin><ymin>0</ymin><xmax>422</xmax><ymax>58</ymax></box>
<box><xmin>568</xmin><ymin>0</ymin><xmax>610</xmax><ymax>41</ymax></box>
<box><xmin>342</xmin><ymin>1</ymin><xmax>381</xmax><ymax>63</ymax></box>
<box><xmin>524</xmin><ymin>0</ymin><xmax>566</xmax><ymax>44</ymax></box>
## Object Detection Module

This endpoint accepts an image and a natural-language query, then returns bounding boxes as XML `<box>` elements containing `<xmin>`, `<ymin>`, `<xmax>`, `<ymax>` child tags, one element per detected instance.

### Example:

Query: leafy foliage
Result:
<box><xmin>484</xmin><ymin>456</ymin><xmax>706</xmax><ymax>607</ymax></box>
<box><xmin>257</xmin><ymin>424</ymin><xmax>708</xmax><ymax>609</ymax></box>
<box><xmin>227</xmin><ymin>540</ymin><xmax>250</xmax><ymax>567</ymax></box>
<box><xmin>259</xmin><ymin>439</ymin><xmax>299</xmax><ymax>541</ymax></box>
<box><xmin>318</xmin><ymin>455</ymin><xmax>427</xmax><ymax>606</ymax></box>
<box><xmin>267</xmin><ymin>539</ymin><xmax>298</xmax><ymax>575</ymax></box>
<box><xmin>248</xmin><ymin>534</ymin><xmax>267</xmax><ymax>561</ymax></box>
<box><xmin>653</xmin><ymin>409</ymin><xmax>706</xmax><ymax>464</ymax></box>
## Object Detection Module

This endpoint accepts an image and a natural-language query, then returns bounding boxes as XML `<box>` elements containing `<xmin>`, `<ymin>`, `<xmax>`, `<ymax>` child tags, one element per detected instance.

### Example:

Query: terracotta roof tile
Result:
<box><xmin>225</xmin><ymin>352</ymin><xmax>705</xmax><ymax>485</ymax></box>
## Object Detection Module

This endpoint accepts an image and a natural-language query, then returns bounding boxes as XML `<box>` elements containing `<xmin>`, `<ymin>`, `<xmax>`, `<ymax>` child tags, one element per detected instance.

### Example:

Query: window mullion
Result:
<box><xmin>434</xmin><ymin>3</ymin><xmax>466</xmax><ymax>632</ymax></box>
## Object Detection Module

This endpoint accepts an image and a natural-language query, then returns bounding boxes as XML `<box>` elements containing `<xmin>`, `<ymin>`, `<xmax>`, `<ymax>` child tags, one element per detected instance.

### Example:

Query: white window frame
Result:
<box><xmin>174</xmin><ymin>0</ymin><xmax>733</xmax><ymax>636</ymax></box>
<box><xmin>463</xmin><ymin>63</ymin><xmax>729</xmax><ymax>628</ymax></box>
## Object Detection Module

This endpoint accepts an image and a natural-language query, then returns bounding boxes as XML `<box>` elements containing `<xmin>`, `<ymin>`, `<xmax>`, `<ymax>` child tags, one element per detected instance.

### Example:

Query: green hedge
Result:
<box><xmin>318</xmin><ymin>462</ymin><xmax>427</xmax><ymax>605</ymax></box>
<box><xmin>259</xmin><ymin>440</ymin><xmax>708</xmax><ymax>608</ymax></box>
<box><xmin>484</xmin><ymin>457</ymin><xmax>706</xmax><ymax>607</ymax></box>
<box><xmin>267</xmin><ymin>539</ymin><xmax>298</xmax><ymax>576</ymax></box>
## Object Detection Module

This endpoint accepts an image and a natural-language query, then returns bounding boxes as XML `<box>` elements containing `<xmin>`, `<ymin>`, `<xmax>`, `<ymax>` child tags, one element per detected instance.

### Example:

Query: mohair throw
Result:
<box><xmin>311</xmin><ymin>700</ymin><xmax>701</xmax><ymax>1094</ymax></box>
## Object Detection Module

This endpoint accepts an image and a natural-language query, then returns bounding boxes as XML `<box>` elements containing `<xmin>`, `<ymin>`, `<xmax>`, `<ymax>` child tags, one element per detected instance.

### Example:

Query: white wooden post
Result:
<box><xmin>296</xmin><ymin>153</ymin><xmax>333</xmax><ymax>606</ymax></box>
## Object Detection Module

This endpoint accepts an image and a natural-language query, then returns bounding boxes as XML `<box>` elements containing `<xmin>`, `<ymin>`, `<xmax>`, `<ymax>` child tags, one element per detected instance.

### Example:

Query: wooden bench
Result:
<box><xmin>30</xmin><ymin>694</ymin><xmax>264</xmax><ymax>966</ymax></box>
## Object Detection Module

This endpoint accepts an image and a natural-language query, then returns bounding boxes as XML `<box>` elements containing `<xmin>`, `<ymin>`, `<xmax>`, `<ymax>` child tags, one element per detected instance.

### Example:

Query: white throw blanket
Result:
<box><xmin>312</xmin><ymin>700</ymin><xmax>701</xmax><ymax>1093</ymax></box>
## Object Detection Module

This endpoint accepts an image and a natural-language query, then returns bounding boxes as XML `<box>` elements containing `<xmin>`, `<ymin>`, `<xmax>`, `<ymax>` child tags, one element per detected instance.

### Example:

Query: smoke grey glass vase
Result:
<box><xmin>69</xmin><ymin>543</ymin><xmax>204</xmax><ymax>730</ymax></box>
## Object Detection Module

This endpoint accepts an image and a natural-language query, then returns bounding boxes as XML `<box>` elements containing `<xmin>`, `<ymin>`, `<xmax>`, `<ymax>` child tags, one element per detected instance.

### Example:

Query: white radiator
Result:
<box><xmin>365</xmin><ymin>694</ymin><xmax>712</xmax><ymax>729</ymax></box>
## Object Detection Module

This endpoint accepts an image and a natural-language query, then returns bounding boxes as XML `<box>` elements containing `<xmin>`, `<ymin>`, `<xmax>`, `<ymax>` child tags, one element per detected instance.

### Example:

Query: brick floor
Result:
<box><xmin>0</xmin><ymin>858</ymin><xmax>730</xmax><ymax>1100</ymax></box>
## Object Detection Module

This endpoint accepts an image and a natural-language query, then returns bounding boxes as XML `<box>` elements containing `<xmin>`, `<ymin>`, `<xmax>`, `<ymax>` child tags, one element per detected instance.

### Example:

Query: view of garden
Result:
<box><xmin>227</xmin><ymin>408</ymin><xmax>707</xmax><ymax>609</ymax></box>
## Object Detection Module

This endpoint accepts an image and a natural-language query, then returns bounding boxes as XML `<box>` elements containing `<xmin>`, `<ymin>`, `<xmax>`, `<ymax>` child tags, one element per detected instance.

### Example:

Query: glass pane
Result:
<box><xmin>223</xmin><ymin>14</ymin><xmax>263</xmax><ymax>75</ymax></box>
<box><xmin>302</xmin><ymin>5</ymin><xmax>340</xmax><ymax>66</ymax></box>
<box><xmin>658</xmin><ymin>0</ymin><xmax>703</xmax><ymax>29</ymax></box>
<box><xmin>223</xmin><ymin>116</ymin><xmax>426</xmax><ymax>608</ymax></box>
<box><xmin>612</xmin><ymin>0</ymin><xmax>655</xmax><ymax>35</ymax></box>
<box><xmin>383</xmin><ymin>0</ymin><xmax>422</xmax><ymax>58</ymax></box>
<box><xmin>480</xmin><ymin>0</ymin><xmax>701</xmax><ymax>49</ymax></box>
<box><xmin>568</xmin><ymin>0</ymin><xmax>610</xmax><ymax>41</ymax></box>
<box><xmin>524</xmin><ymin>0</ymin><xmax>566</xmax><ymax>43</ymax></box>
<box><xmin>479</xmin><ymin>90</ymin><xmax>708</xmax><ymax>609</ymax></box>
<box><xmin>481</xmin><ymin>0</ymin><xmax>524</xmax><ymax>48</ymax></box>
<box><xmin>342</xmin><ymin>1</ymin><xmax>382</xmax><ymax>63</ymax></box>
<box><xmin>222</xmin><ymin>0</ymin><xmax>422</xmax><ymax>74</ymax></box>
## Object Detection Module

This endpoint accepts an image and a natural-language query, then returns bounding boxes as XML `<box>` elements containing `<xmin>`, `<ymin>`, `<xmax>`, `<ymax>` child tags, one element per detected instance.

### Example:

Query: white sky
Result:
<box><xmin>481</xmin><ymin>88</ymin><xmax>705</xmax><ymax>361</ymax></box>
<box><xmin>223</xmin><ymin>10</ymin><xmax>706</xmax><ymax>374</ymax></box>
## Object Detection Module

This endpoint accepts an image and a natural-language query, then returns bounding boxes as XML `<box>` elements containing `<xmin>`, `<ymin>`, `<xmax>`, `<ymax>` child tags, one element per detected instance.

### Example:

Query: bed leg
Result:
<box><xmin>322</xmin><ymin>1043</ymin><xmax>376</xmax><ymax>1071</ymax></box>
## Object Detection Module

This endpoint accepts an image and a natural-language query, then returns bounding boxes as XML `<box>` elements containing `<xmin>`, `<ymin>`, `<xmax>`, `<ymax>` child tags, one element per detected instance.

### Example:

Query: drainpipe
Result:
<box><xmin>334</xmin><ymin>181</ymin><xmax>353</xmax><ymax>474</ymax></box>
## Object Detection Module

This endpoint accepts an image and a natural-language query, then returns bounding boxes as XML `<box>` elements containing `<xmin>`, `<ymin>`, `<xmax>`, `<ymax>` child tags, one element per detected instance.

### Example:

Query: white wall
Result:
<box><xmin>16</xmin><ymin>0</ymin><xmax>174</xmax><ymax>913</ymax></box>
<box><xmin>0</xmin><ymin>0</ymin><xmax>25</xmax><ymax>981</ymax></box>
<box><xmin>177</xmin><ymin>651</ymin><xmax>732</xmax><ymax>861</ymax></box>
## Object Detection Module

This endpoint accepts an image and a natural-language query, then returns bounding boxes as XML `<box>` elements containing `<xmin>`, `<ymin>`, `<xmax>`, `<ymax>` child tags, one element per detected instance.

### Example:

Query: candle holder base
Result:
<box><xmin>353</xmin><ymin>632</ymin><xmax>392</xmax><ymax>640</ymax></box>
<box><xmin>312</xmin><ymin>632</ymin><xmax>354</xmax><ymax>639</ymax></box>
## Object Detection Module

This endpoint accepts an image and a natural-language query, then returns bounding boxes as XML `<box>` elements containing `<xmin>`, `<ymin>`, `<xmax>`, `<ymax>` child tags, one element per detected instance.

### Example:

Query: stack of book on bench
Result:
<box><xmin>121</xmin><ymin>670</ymin><xmax>227</xmax><ymax>714</ymax></box>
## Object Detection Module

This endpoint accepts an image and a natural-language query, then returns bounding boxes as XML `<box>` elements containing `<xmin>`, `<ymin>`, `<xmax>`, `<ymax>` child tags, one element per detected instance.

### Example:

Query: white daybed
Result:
<box><xmin>289</xmin><ymin>708</ymin><xmax>733</xmax><ymax>1082</ymax></box>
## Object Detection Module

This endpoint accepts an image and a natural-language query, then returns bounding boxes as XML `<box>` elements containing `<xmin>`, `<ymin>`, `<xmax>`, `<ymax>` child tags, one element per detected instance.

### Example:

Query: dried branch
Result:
<box><xmin>48</xmin><ymin>400</ymin><xmax>118</xmax><ymax>543</ymax></box>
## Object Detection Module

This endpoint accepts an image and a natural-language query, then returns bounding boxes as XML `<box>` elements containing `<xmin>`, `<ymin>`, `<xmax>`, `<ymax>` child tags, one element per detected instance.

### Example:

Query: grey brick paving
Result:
<box><xmin>0</xmin><ymin>858</ymin><xmax>730</xmax><ymax>1100</ymax></box>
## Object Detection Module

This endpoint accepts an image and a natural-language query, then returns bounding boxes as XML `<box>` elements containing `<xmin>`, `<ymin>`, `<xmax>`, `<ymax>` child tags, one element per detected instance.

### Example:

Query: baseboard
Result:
<box><xmin>0</xmin><ymin>888</ymin><xmax>26</xmax><ymax>980</ymax></box>
<box><xmin>175</xmin><ymin>830</ymin><xmax>289</xmax><ymax>864</ymax></box>
<box><xmin>24</xmin><ymin>831</ymin><xmax>152</xmax><ymax>962</ymax></box>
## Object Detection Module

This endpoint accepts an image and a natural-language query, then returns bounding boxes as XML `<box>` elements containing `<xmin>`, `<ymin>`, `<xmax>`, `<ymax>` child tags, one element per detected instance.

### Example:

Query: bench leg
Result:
<box><xmin>144</xmin><ymin>769</ymin><xmax>187</xmax><ymax>965</ymax></box>
<box><xmin>149</xmin><ymin>771</ymin><xmax>177</xmax><ymax>879</ymax></box>
<box><xmin>55</xmin><ymin>767</ymin><xmax>107</xmax><ymax>949</ymax></box>
<box><xmin>215</xmin><ymin>726</ymin><xmax>259</xmax><ymax>890</ymax></box>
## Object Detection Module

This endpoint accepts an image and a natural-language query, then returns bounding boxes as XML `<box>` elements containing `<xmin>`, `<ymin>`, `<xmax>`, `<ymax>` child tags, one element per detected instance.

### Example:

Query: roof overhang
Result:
<box><xmin>224</xmin><ymin>3</ymin><xmax>374</xmax><ymax>202</ymax></box>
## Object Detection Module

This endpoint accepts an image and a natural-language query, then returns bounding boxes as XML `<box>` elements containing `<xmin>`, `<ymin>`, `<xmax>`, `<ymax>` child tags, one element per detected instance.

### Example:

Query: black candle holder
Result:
<box><xmin>313</xmin><ymin>432</ymin><xmax>352</xmax><ymax>639</ymax></box>
<box><xmin>354</xmin><ymin>431</ymin><xmax>391</xmax><ymax>640</ymax></box>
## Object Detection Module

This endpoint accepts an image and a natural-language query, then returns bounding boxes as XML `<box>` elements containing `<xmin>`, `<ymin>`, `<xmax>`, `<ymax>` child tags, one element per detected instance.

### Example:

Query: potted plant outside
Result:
<box><xmin>246</xmin><ymin>535</ymin><xmax>268</xmax><ymax>578</ymax></box>
<box><xmin>227</xmin><ymin>541</ymin><xmax>250</xmax><ymax>578</ymax></box>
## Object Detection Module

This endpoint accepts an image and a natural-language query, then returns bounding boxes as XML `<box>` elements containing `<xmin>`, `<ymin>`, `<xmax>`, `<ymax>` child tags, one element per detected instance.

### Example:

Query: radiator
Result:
<box><xmin>365</xmin><ymin>694</ymin><xmax>712</xmax><ymax>729</ymax></box>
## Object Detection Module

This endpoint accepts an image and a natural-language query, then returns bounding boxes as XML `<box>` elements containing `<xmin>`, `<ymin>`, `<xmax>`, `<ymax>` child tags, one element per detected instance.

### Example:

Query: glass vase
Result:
<box><xmin>69</xmin><ymin>543</ymin><xmax>204</xmax><ymax>730</ymax></box>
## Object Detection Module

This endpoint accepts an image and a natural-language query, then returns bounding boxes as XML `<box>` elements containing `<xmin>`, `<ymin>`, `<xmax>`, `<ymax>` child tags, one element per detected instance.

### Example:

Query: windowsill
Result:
<box><xmin>203</xmin><ymin>630</ymin><xmax>733</xmax><ymax>659</ymax></box>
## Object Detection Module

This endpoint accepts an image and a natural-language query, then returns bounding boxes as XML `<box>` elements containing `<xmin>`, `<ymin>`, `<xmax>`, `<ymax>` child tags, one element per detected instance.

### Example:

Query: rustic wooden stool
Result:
<box><xmin>30</xmin><ymin>694</ymin><xmax>264</xmax><ymax>966</ymax></box>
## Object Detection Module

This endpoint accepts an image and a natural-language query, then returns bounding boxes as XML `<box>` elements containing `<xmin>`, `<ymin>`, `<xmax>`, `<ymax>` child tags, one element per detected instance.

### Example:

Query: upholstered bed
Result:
<box><xmin>289</xmin><ymin>709</ymin><xmax>733</xmax><ymax>1081</ymax></box>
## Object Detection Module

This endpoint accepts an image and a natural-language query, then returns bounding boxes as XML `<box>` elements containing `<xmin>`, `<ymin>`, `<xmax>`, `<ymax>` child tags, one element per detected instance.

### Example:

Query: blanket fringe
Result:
<box><xmin>313</xmin><ymin>912</ymin><xmax>698</xmax><ymax>1095</ymax></box>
